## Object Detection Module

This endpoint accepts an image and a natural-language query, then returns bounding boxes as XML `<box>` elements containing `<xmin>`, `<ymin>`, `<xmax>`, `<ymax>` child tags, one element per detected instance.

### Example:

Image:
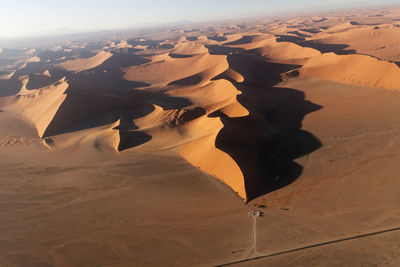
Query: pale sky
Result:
<box><xmin>1</xmin><ymin>0</ymin><xmax>400</xmax><ymax>38</ymax></box>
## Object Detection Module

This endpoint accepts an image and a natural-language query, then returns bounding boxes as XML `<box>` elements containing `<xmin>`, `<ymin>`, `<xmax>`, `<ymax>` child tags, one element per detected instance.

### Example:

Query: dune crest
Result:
<box><xmin>3</xmin><ymin>77</ymin><xmax>68</xmax><ymax>138</ymax></box>
<box><xmin>311</xmin><ymin>24</ymin><xmax>400</xmax><ymax>61</ymax></box>
<box><xmin>224</xmin><ymin>34</ymin><xmax>320</xmax><ymax>61</ymax></box>
<box><xmin>180</xmin><ymin>133</ymin><xmax>247</xmax><ymax>199</ymax></box>
<box><xmin>123</xmin><ymin>52</ymin><xmax>228</xmax><ymax>88</ymax></box>
<box><xmin>255</xmin><ymin>39</ymin><xmax>321</xmax><ymax>60</ymax></box>
<box><xmin>298</xmin><ymin>53</ymin><xmax>400</xmax><ymax>90</ymax></box>
<box><xmin>56</xmin><ymin>51</ymin><xmax>113</xmax><ymax>72</ymax></box>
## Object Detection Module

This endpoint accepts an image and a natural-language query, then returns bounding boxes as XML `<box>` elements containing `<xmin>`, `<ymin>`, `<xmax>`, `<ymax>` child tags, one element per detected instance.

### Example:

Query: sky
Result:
<box><xmin>1</xmin><ymin>0</ymin><xmax>400</xmax><ymax>38</ymax></box>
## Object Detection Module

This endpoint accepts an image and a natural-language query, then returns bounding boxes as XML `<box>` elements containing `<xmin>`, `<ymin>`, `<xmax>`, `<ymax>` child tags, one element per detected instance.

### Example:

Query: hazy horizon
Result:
<box><xmin>2</xmin><ymin>0</ymin><xmax>400</xmax><ymax>39</ymax></box>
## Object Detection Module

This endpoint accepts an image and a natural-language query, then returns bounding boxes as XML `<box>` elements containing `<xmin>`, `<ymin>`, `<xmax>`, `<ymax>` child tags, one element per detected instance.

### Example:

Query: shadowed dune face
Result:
<box><xmin>0</xmin><ymin>78</ymin><xmax>22</xmax><ymax>97</ymax></box>
<box><xmin>176</xmin><ymin>41</ymin><xmax>323</xmax><ymax>201</ymax></box>
<box><xmin>208</xmin><ymin>52</ymin><xmax>323</xmax><ymax>201</ymax></box>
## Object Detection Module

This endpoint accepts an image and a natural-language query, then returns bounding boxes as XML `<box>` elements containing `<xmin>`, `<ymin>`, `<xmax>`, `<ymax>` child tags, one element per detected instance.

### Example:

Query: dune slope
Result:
<box><xmin>298</xmin><ymin>53</ymin><xmax>400</xmax><ymax>90</ymax></box>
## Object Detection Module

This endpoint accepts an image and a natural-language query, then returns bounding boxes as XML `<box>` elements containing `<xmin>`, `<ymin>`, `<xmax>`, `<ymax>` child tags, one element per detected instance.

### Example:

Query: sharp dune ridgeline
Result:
<box><xmin>2</xmin><ymin>6</ymin><xmax>400</xmax><ymax>266</ymax></box>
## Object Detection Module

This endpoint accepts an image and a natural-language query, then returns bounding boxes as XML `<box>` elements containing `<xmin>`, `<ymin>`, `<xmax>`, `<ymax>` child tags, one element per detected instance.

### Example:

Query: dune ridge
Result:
<box><xmin>225</xmin><ymin>34</ymin><xmax>321</xmax><ymax>61</ymax></box>
<box><xmin>56</xmin><ymin>51</ymin><xmax>113</xmax><ymax>72</ymax></box>
<box><xmin>123</xmin><ymin>52</ymin><xmax>228</xmax><ymax>88</ymax></box>
<box><xmin>2</xmin><ymin>77</ymin><xmax>68</xmax><ymax>138</ymax></box>
<box><xmin>297</xmin><ymin>52</ymin><xmax>400</xmax><ymax>90</ymax></box>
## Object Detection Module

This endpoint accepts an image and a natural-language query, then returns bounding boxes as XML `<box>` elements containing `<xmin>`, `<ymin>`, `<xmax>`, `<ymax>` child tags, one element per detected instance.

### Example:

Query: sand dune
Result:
<box><xmin>298</xmin><ymin>52</ymin><xmax>400</xmax><ymax>90</ymax></box>
<box><xmin>224</xmin><ymin>34</ymin><xmax>276</xmax><ymax>50</ymax></box>
<box><xmin>252</xmin><ymin>38</ymin><xmax>321</xmax><ymax>61</ymax></box>
<box><xmin>41</xmin><ymin>70</ymin><xmax>51</xmax><ymax>77</ymax></box>
<box><xmin>181</xmin><ymin>133</ymin><xmax>247</xmax><ymax>198</ymax></box>
<box><xmin>123</xmin><ymin>52</ymin><xmax>228</xmax><ymax>88</ymax></box>
<box><xmin>114</xmin><ymin>40</ymin><xmax>132</xmax><ymax>49</ymax></box>
<box><xmin>170</xmin><ymin>41</ymin><xmax>208</xmax><ymax>55</ymax></box>
<box><xmin>2</xmin><ymin>77</ymin><xmax>68</xmax><ymax>138</ymax></box>
<box><xmin>311</xmin><ymin>24</ymin><xmax>400</xmax><ymax>61</ymax></box>
<box><xmin>56</xmin><ymin>51</ymin><xmax>112</xmax><ymax>72</ymax></box>
<box><xmin>222</xmin><ymin>34</ymin><xmax>320</xmax><ymax>61</ymax></box>
<box><xmin>122</xmin><ymin>49</ymin><xmax>251</xmax><ymax>198</ymax></box>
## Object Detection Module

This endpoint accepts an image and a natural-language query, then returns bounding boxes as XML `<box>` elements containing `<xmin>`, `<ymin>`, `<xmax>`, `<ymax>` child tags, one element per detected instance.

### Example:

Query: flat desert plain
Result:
<box><xmin>2</xmin><ymin>6</ymin><xmax>400</xmax><ymax>267</ymax></box>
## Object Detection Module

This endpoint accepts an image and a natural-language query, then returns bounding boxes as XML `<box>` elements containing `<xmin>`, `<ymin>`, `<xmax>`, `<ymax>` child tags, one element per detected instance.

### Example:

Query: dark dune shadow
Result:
<box><xmin>313</xmin><ymin>18</ymin><xmax>328</xmax><ymax>23</ymax></box>
<box><xmin>26</xmin><ymin>70</ymin><xmax>66</xmax><ymax>90</ymax></box>
<box><xmin>186</xmin><ymin>36</ymin><xmax>198</xmax><ymax>41</ymax></box>
<box><xmin>276</xmin><ymin>35</ymin><xmax>356</xmax><ymax>55</ymax></box>
<box><xmin>261</xmin><ymin>130</ymin><xmax>321</xmax><ymax>193</ymax></box>
<box><xmin>118</xmin><ymin>131</ymin><xmax>152</xmax><ymax>151</ymax></box>
<box><xmin>208</xmin><ymin>36</ymin><xmax>228</xmax><ymax>42</ymax></box>
<box><xmin>115</xmin><ymin>116</ymin><xmax>152</xmax><ymax>151</ymax></box>
<box><xmin>350</xmin><ymin>21</ymin><xmax>381</xmax><ymax>26</ymax></box>
<box><xmin>168</xmin><ymin>73</ymin><xmax>203</xmax><ymax>87</ymax></box>
<box><xmin>127</xmin><ymin>39</ymin><xmax>175</xmax><ymax>50</ymax></box>
<box><xmin>0</xmin><ymin>78</ymin><xmax>22</xmax><ymax>97</ymax></box>
<box><xmin>287</xmin><ymin>24</ymin><xmax>306</xmax><ymax>29</ymax></box>
<box><xmin>224</xmin><ymin>36</ymin><xmax>254</xmax><ymax>46</ymax></box>
<box><xmin>205</xmin><ymin>44</ymin><xmax>245</xmax><ymax>55</ymax></box>
<box><xmin>64</xmin><ymin>51</ymin><xmax>151</xmax><ymax>95</ymax></box>
<box><xmin>208</xmin><ymin>49</ymin><xmax>323</xmax><ymax>201</ymax></box>
<box><xmin>300</xmin><ymin>28</ymin><xmax>322</xmax><ymax>34</ymax></box>
<box><xmin>169</xmin><ymin>53</ymin><xmax>194</xmax><ymax>59</ymax></box>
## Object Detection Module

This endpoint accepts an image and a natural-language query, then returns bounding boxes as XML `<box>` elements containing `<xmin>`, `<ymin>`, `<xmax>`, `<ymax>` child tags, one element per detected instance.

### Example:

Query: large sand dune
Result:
<box><xmin>297</xmin><ymin>52</ymin><xmax>400</xmax><ymax>90</ymax></box>
<box><xmin>311</xmin><ymin>24</ymin><xmax>400</xmax><ymax>61</ymax></box>
<box><xmin>56</xmin><ymin>51</ymin><xmax>113</xmax><ymax>72</ymax></box>
<box><xmin>1</xmin><ymin>76</ymin><xmax>68</xmax><ymax>137</ymax></box>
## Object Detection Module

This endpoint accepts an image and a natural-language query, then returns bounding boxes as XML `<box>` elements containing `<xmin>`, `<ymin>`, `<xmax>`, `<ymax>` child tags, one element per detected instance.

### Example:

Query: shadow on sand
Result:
<box><xmin>209</xmin><ymin>47</ymin><xmax>323</xmax><ymax>201</ymax></box>
<box><xmin>276</xmin><ymin>35</ymin><xmax>356</xmax><ymax>55</ymax></box>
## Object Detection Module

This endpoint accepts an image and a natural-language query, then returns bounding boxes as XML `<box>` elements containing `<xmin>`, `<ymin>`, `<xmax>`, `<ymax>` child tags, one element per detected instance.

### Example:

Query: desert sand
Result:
<box><xmin>1</xmin><ymin>5</ymin><xmax>400</xmax><ymax>267</ymax></box>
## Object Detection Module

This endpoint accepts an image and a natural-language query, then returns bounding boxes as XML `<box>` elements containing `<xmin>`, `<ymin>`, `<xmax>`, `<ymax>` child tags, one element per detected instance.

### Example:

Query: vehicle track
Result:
<box><xmin>214</xmin><ymin>225</ymin><xmax>400</xmax><ymax>266</ymax></box>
